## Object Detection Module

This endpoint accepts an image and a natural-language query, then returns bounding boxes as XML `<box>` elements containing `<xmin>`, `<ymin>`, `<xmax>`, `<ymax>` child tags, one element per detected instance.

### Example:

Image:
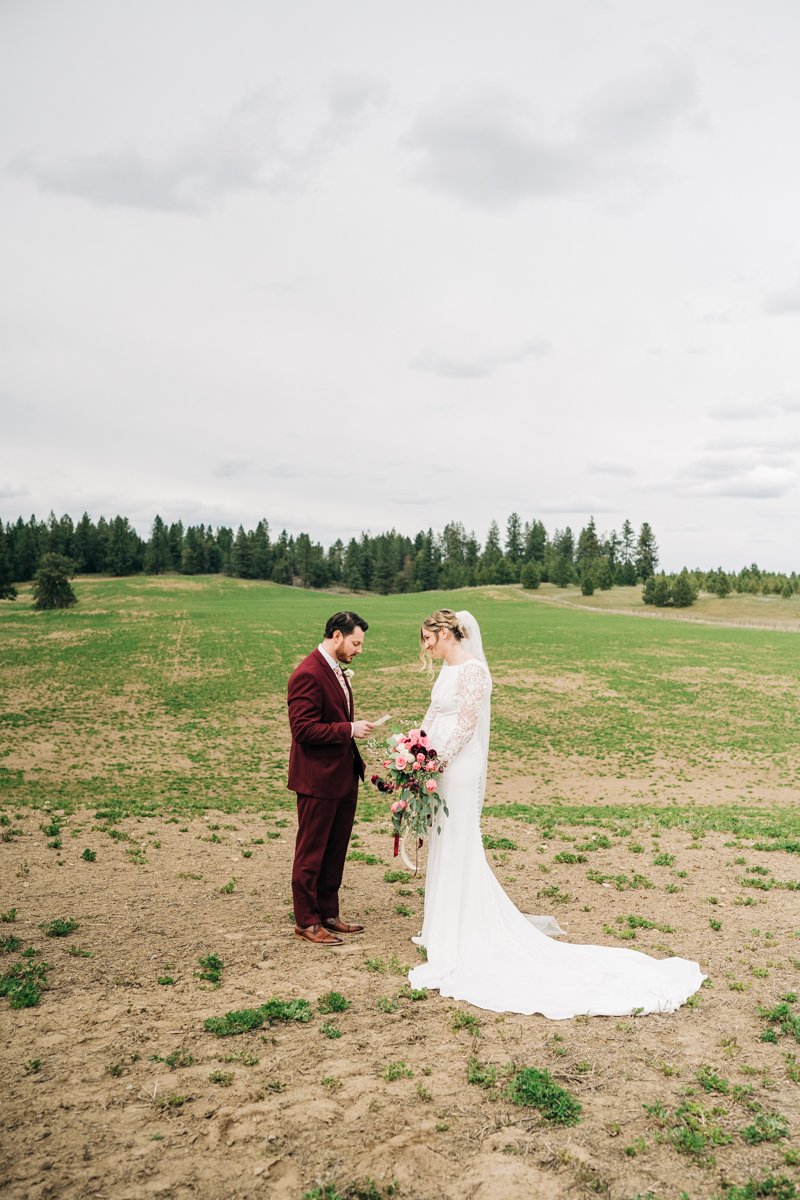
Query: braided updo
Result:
<box><xmin>419</xmin><ymin>609</ymin><xmax>466</xmax><ymax>673</ymax></box>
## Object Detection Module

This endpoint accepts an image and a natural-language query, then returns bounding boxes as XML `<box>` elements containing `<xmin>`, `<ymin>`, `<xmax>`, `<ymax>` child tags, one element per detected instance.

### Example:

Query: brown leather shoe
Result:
<box><xmin>294</xmin><ymin>923</ymin><xmax>343</xmax><ymax>946</ymax></box>
<box><xmin>322</xmin><ymin>916</ymin><xmax>365</xmax><ymax>934</ymax></box>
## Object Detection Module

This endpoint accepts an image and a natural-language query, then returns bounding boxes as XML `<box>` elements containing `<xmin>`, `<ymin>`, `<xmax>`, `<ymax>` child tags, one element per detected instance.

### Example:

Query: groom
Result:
<box><xmin>287</xmin><ymin>611</ymin><xmax>374</xmax><ymax>946</ymax></box>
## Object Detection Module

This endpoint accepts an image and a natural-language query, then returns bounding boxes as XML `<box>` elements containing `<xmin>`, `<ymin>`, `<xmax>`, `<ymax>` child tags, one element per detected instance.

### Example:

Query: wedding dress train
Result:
<box><xmin>407</xmin><ymin>645</ymin><xmax>705</xmax><ymax>1019</ymax></box>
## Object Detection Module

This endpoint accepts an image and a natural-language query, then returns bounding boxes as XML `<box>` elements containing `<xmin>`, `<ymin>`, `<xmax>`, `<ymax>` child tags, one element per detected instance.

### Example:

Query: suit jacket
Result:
<box><xmin>287</xmin><ymin>648</ymin><xmax>365</xmax><ymax>800</ymax></box>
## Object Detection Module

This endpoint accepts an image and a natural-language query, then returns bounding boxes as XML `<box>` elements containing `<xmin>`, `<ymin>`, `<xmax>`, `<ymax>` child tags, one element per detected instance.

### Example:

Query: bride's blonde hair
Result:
<box><xmin>419</xmin><ymin>608</ymin><xmax>466</xmax><ymax>675</ymax></box>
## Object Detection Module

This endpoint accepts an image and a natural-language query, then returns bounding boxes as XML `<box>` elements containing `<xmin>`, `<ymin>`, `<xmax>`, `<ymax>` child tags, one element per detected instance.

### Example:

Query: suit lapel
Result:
<box><xmin>314</xmin><ymin>649</ymin><xmax>351</xmax><ymax>719</ymax></box>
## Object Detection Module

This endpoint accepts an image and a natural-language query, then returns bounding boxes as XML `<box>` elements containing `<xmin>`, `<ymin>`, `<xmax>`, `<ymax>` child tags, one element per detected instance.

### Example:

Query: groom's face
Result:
<box><xmin>333</xmin><ymin>626</ymin><xmax>366</xmax><ymax>664</ymax></box>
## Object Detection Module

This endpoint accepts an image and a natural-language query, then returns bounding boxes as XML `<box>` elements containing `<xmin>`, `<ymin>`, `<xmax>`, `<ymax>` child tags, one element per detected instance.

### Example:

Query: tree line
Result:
<box><xmin>0</xmin><ymin>511</ymin><xmax>796</xmax><ymax>603</ymax></box>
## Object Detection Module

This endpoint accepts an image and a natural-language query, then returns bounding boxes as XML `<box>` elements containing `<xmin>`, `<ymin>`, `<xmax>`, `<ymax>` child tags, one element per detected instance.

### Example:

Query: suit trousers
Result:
<box><xmin>291</xmin><ymin>784</ymin><xmax>358</xmax><ymax>928</ymax></box>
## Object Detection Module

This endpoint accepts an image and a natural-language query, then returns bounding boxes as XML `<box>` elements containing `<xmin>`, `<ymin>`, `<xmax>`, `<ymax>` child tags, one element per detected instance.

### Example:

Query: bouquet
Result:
<box><xmin>370</xmin><ymin>729</ymin><xmax>447</xmax><ymax>857</ymax></box>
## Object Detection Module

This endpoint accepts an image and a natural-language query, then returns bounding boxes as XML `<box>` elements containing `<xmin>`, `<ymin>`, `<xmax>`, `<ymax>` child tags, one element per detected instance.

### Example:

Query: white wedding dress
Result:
<box><xmin>407</xmin><ymin>615</ymin><xmax>705</xmax><ymax>1019</ymax></box>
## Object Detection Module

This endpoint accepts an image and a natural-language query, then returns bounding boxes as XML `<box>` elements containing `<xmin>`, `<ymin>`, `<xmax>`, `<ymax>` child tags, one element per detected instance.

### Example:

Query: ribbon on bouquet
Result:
<box><xmin>393</xmin><ymin>834</ymin><xmax>400</xmax><ymax>857</ymax></box>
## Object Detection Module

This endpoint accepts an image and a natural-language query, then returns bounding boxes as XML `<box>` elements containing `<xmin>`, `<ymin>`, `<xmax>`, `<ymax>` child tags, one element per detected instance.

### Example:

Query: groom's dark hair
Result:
<box><xmin>324</xmin><ymin>611</ymin><xmax>369</xmax><ymax>638</ymax></box>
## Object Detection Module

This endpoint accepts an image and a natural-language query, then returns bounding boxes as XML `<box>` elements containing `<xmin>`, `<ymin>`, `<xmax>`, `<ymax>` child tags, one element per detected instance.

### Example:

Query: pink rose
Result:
<box><xmin>425</xmin><ymin>778</ymin><xmax>438</xmax><ymax>793</ymax></box>
<box><xmin>408</xmin><ymin>729</ymin><xmax>420</xmax><ymax>741</ymax></box>
<box><xmin>425</xmin><ymin>760</ymin><xmax>437</xmax><ymax>771</ymax></box>
<box><xmin>390</xmin><ymin>800</ymin><xmax>402</xmax><ymax>813</ymax></box>
<box><xmin>416</xmin><ymin>753</ymin><xmax>425</xmax><ymax>763</ymax></box>
<box><xmin>411</xmin><ymin>761</ymin><xmax>421</xmax><ymax>771</ymax></box>
<box><xmin>383</xmin><ymin>759</ymin><xmax>393</xmax><ymax>769</ymax></box>
<box><xmin>395</xmin><ymin>755</ymin><xmax>409</xmax><ymax>769</ymax></box>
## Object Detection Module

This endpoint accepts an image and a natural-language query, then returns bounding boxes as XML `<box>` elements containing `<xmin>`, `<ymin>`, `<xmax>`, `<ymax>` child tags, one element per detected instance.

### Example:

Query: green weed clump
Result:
<box><xmin>0</xmin><ymin>958</ymin><xmax>48</xmax><ymax>1008</ymax></box>
<box><xmin>717</xmin><ymin>1180</ymin><xmax>797</xmax><ymax>1200</ymax></box>
<box><xmin>81</xmin><ymin>848</ymin><xmax>96</xmax><ymax>862</ymax></box>
<box><xmin>204</xmin><ymin>998</ymin><xmax>312</xmax><ymax>1037</ymax></box>
<box><xmin>40</xmin><ymin>918</ymin><xmax>80</xmax><ymax>937</ymax></box>
<box><xmin>1</xmin><ymin>908</ymin><xmax>17</xmax><ymax>923</ymax></box>
<box><xmin>1</xmin><ymin>935</ymin><xmax>23</xmax><ymax>955</ymax></box>
<box><xmin>317</xmin><ymin>991</ymin><xmax>351</xmax><ymax>1014</ymax></box>
<box><xmin>381</xmin><ymin>1061</ymin><xmax>413</xmax><ymax>1081</ymax></box>
<box><xmin>759</xmin><ymin>997</ymin><xmax>800</xmax><ymax>1045</ymax></box>
<box><xmin>503</xmin><ymin>1067</ymin><xmax>582</xmax><ymax>1125</ymax></box>
<box><xmin>741</xmin><ymin>1112</ymin><xmax>790</xmax><ymax>1145</ymax></box>
<box><xmin>347</xmin><ymin>850</ymin><xmax>381</xmax><ymax>865</ymax></box>
<box><xmin>467</xmin><ymin>1056</ymin><xmax>497</xmax><ymax>1089</ymax></box>
<box><xmin>196</xmin><ymin>953</ymin><xmax>223</xmax><ymax>985</ymax></box>
<box><xmin>482</xmin><ymin>835</ymin><xmax>517</xmax><ymax>850</ymax></box>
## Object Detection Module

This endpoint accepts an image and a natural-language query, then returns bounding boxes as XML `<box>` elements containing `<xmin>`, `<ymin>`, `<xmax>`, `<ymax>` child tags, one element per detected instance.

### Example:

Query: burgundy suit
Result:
<box><xmin>287</xmin><ymin>649</ymin><xmax>365</xmax><ymax>928</ymax></box>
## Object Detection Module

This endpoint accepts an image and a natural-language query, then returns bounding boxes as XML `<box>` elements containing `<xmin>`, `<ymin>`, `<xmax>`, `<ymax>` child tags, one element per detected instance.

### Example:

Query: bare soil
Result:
<box><xmin>2</xmin><ymin>805</ymin><xmax>799</xmax><ymax>1200</ymax></box>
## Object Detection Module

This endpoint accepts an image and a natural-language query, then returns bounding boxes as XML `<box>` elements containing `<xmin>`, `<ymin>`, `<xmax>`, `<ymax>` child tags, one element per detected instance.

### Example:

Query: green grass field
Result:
<box><xmin>1</xmin><ymin>575</ymin><xmax>799</xmax><ymax>841</ymax></box>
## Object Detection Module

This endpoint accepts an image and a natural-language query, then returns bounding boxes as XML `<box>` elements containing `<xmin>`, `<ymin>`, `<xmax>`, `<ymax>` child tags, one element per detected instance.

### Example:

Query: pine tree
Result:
<box><xmin>0</xmin><ymin>520</ymin><xmax>17</xmax><ymax>599</ymax></box>
<box><xmin>32</xmin><ymin>553</ymin><xmax>77</xmax><ymax>610</ymax></box>
<box><xmin>145</xmin><ymin>515</ymin><xmax>172</xmax><ymax>574</ymax></box>
<box><xmin>635</xmin><ymin>523</ymin><xmax>659</xmax><ymax>581</ymax></box>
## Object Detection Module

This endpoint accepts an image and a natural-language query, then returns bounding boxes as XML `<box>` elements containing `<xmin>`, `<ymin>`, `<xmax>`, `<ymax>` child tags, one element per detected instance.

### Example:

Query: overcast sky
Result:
<box><xmin>2</xmin><ymin>1</ymin><xmax>799</xmax><ymax>572</ymax></box>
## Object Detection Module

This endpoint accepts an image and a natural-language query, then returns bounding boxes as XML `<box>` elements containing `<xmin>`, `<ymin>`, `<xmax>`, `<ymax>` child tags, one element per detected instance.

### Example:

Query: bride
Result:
<box><xmin>406</xmin><ymin>608</ymin><xmax>705</xmax><ymax>1018</ymax></box>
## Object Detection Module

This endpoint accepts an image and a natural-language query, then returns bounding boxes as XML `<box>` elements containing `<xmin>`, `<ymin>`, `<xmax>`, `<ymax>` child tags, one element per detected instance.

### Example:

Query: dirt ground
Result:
<box><xmin>1</xmin><ymin>805</ymin><xmax>799</xmax><ymax>1200</ymax></box>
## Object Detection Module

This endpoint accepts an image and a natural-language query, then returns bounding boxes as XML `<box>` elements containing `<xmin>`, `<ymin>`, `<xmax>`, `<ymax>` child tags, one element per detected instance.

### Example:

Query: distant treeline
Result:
<box><xmin>0</xmin><ymin>511</ymin><xmax>796</xmax><ymax>600</ymax></box>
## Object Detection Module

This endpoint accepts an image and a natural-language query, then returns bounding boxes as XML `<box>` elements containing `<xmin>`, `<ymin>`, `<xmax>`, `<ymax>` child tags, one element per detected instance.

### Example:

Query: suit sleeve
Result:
<box><xmin>288</xmin><ymin>667</ymin><xmax>353</xmax><ymax>745</ymax></box>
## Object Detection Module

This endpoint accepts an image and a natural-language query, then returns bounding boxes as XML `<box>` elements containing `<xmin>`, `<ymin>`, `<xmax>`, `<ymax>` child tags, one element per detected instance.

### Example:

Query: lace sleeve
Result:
<box><xmin>419</xmin><ymin>701</ymin><xmax>435</xmax><ymax>735</ymax></box>
<box><xmin>438</xmin><ymin>662</ymin><xmax>488</xmax><ymax>764</ymax></box>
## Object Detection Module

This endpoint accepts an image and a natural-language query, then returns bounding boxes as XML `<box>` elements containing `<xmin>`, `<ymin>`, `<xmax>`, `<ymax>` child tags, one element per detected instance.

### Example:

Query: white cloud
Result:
<box><xmin>404</xmin><ymin>55</ymin><xmax>701</xmax><ymax>211</ymax></box>
<box><xmin>411</xmin><ymin>337</ymin><xmax>551</xmax><ymax>379</ymax></box>
<box><xmin>10</xmin><ymin>78</ymin><xmax>386</xmax><ymax>213</ymax></box>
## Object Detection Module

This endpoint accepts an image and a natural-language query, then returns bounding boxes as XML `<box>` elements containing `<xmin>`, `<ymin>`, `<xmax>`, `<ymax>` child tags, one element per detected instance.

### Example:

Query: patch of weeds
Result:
<box><xmin>127</xmin><ymin>846</ymin><xmax>147</xmax><ymax>865</ymax></box>
<box><xmin>1</xmin><ymin>935</ymin><xmax>22</xmax><ymax>954</ymax></box>
<box><xmin>364</xmin><ymin>956</ymin><xmax>386</xmax><ymax>973</ymax></box>
<box><xmin>81</xmin><ymin>848</ymin><xmax>96</xmax><ymax>862</ymax></box>
<box><xmin>177</xmin><ymin>871</ymin><xmax>203</xmax><ymax>880</ymax></box>
<box><xmin>741</xmin><ymin>1112</ymin><xmax>790</xmax><ymax>1144</ymax></box>
<box><xmin>759</xmin><ymin>998</ymin><xmax>800</xmax><ymax>1044</ymax></box>
<box><xmin>221</xmin><ymin>1049</ymin><xmax>259</xmax><ymax>1066</ymax></box>
<box><xmin>586</xmin><ymin>869</ymin><xmax>653</xmax><ymax>891</ymax></box>
<box><xmin>482</xmin><ymin>835</ymin><xmax>517</xmax><ymax>850</ymax></box>
<box><xmin>24</xmin><ymin>1058</ymin><xmax>42</xmax><ymax>1074</ymax></box>
<box><xmin>398</xmin><ymin>985</ymin><xmax>427</xmax><ymax>1002</ymax></box>
<box><xmin>695</xmin><ymin>1066</ymin><xmax>730</xmax><ymax>1094</ymax></box>
<box><xmin>348</xmin><ymin>850</ymin><xmax>381</xmax><ymax>865</ymax></box>
<box><xmin>156</xmin><ymin>1048</ymin><xmax>195</xmax><ymax>1069</ymax></box>
<box><xmin>624</xmin><ymin>1136</ymin><xmax>649</xmax><ymax>1157</ymax></box>
<box><xmin>157</xmin><ymin>974</ymin><xmax>175</xmax><ymax>985</ymax></box>
<box><xmin>452</xmin><ymin>1010</ymin><xmax>480</xmax><ymax>1035</ymax></box>
<box><xmin>383</xmin><ymin>870</ymin><xmax>412</xmax><ymax>884</ymax></box>
<box><xmin>653</xmin><ymin>853</ymin><xmax>676</xmax><ymax>866</ymax></box>
<box><xmin>196</xmin><ymin>953</ymin><xmax>223</xmax><ymax>986</ymax></box>
<box><xmin>219</xmin><ymin>878</ymin><xmax>236</xmax><ymax>894</ymax></box>
<box><xmin>504</xmin><ymin>1067</ymin><xmax>582</xmax><ymax>1125</ymax></box>
<box><xmin>710</xmin><ymin>918</ymin><xmax>722</xmax><ymax>931</ymax></box>
<box><xmin>241</xmin><ymin>849</ymin><xmax>252</xmax><ymax>859</ymax></box>
<box><xmin>377</xmin><ymin>996</ymin><xmax>400</xmax><ymax>1013</ymax></box>
<box><xmin>209</xmin><ymin>1069</ymin><xmax>234</xmax><ymax>1086</ymax></box>
<box><xmin>554</xmin><ymin>851</ymin><xmax>587</xmax><ymax>864</ymax></box>
<box><xmin>67</xmin><ymin>945</ymin><xmax>93</xmax><ymax>958</ymax></box>
<box><xmin>394</xmin><ymin>905</ymin><xmax>412</xmax><ymax>917</ymax></box>
<box><xmin>318</xmin><ymin>991</ymin><xmax>351</xmax><ymax>1014</ymax></box>
<box><xmin>537</xmin><ymin>884</ymin><xmax>572</xmax><ymax>904</ymax></box>
<box><xmin>644</xmin><ymin>1098</ymin><xmax>732</xmax><ymax>1163</ymax></box>
<box><xmin>416</xmin><ymin>1082</ymin><xmax>432</xmax><ymax>1102</ymax></box>
<box><xmin>2</xmin><ymin>908</ymin><xmax>17</xmax><ymax>923</ymax></box>
<box><xmin>204</xmin><ymin>998</ymin><xmax>312</xmax><ymax>1037</ymax></box>
<box><xmin>40</xmin><ymin>917</ymin><xmax>80</xmax><ymax>938</ymax></box>
<box><xmin>382</xmin><ymin>1061</ymin><xmax>413</xmax><ymax>1081</ymax></box>
<box><xmin>321</xmin><ymin>1075</ymin><xmax>342</xmax><ymax>1092</ymax></box>
<box><xmin>40</xmin><ymin>820</ymin><xmax>61</xmax><ymax>838</ymax></box>
<box><xmin>155</xmin><ymin>1092</ymin><xmax>187</xmax><ymax>1111</ymax></box>
<box><xmin>576</xmin><ymin>834</ymin><xmax>611</xmax><ymax>852</ymax></box>
<box><xmin>785</xmin><ymin>1052</ymin><xmax>800</xmax><ymax>1082</ymax></box>
<box><xmin>320</xmin><ymin>1022</ymin><xmax>342</xmax><ymax>1039</ymax></box>
<box><xmin>465</xmin><ymin>1056</ymin><xmax>496</xmax><ymax>1094</ymax></box>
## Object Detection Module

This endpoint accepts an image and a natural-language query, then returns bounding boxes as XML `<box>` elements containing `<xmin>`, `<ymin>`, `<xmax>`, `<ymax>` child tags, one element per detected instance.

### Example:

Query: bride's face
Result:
<box><xmin>421</xmin><ymin>626</ymin><xmax>445</xmax><ymax>658</ymax></box>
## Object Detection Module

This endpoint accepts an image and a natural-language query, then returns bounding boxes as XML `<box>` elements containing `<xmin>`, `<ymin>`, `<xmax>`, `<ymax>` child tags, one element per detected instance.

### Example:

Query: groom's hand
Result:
<box><xmin>353</xmin><ymin>720</ymin><xmax>375</xmax><ymax>739</ymax></box>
